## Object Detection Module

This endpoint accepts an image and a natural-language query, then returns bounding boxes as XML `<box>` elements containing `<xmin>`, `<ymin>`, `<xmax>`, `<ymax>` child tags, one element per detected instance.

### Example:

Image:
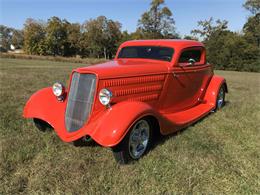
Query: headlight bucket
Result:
<box><xmin>52</xmin><ymin>82</ymin><xmax>65</xmax><ymax>100</ymax></box>
<box><xmin>99</xmin><ymin>88</ymin><xmax>112</xmax><ymax>106</ymax></box>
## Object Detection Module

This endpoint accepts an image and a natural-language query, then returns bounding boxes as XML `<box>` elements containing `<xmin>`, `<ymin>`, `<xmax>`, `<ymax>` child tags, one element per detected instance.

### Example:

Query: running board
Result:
<box><xmin>161</xmin><ymin>103</ymin><xmax>215</xmax><ymax>128</ymax></box>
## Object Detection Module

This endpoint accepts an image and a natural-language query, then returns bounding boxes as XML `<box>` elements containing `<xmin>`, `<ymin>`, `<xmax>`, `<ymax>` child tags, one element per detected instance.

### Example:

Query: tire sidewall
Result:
<box><xmin>216</xmin><ymin>85</ymin><xmax>226</xmax><ymax>110</ymax></box>
<box><xmin>113</xmin><ymin>117</ymin><xmax>153</xmax><ymax>163</ymax></box>
<box><xmin>128</xmin><ymin>119</ymin><xmax>153</xmax><ymax>160</ymax></box>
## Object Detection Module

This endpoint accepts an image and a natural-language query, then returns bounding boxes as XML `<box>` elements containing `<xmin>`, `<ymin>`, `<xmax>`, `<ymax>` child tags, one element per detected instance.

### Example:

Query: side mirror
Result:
<box><xmin>188</xmin><ymin>58</ymin><xmax>196</xmax><ymax>65</ymax></box>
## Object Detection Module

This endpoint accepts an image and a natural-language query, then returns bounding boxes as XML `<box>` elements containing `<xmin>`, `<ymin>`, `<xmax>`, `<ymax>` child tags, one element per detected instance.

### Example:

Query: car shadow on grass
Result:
<box><xmin>150</xmin><ymin>100</ymin><xmax>231</xmax><ymax>152</ymax></box>
<box><xmin>68</xmin><ymin>101</ymin><xmax>231</xmax><ymax>163</ymax></box>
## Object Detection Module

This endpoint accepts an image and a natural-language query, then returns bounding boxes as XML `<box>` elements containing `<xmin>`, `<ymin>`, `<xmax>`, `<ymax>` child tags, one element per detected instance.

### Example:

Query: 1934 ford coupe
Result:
<box><xmin>23</xmin><ymin>40</ymin><xmax>227</xmax><ymax>164</ymax></box>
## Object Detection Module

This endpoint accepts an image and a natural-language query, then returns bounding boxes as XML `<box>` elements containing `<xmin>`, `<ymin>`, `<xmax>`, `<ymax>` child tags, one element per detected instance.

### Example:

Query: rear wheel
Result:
<box><xmin>33</xmin><ymin>118</ymin><xmax>51</xmax><ymax>132</ymax></box>
<box><xmin>215</xmin><ymin>85</ymin><xmax>226</xmax><ymax>111</ymax></box>
<box><xmin>112</xmin><ymin>118</ymin><xmax>153</xmax><ymax>164</ymax></box>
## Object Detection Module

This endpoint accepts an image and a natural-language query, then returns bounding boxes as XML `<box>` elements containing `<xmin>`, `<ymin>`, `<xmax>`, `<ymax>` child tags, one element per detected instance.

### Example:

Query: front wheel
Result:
<box><xmin>214</xmin><ymin>84</ymin><xmax>226</xmax><ymax>111</ymax></box>
<box><xmin>112</xmin><ymin>118</ymin><xmax>153</xmax><ymax>164</ymax></box>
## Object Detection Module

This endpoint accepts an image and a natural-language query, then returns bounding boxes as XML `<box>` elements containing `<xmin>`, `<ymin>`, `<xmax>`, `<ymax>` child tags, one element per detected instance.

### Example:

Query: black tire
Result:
<box><xmin>33</xmin><ymin>118</ymin><xmax>52</xmax><ymax>132</ymax></box>
<box><xmin>112</xmin><ymin>117</ymin><xmax>154</xmax><ymax>164</ymax></box>
<box><xmin>214</xmin><ymin>84</ymin><xmax>226</xmax><ymax>111</ymax></box>
<box><xmin>73</xmin><ymin>136</ymin><xmax>95</xmax><ymax>147</ymax></box>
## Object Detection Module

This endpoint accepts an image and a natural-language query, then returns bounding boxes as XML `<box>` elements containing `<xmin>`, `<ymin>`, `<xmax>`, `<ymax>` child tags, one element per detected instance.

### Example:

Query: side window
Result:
<box><xmin>179</xmin><ymin>49</ymin><xmax>202</xmax><ymax>64</ymax></box>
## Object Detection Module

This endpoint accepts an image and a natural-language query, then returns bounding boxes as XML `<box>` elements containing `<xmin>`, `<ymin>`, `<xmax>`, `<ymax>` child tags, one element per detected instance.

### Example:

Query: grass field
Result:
<box><xmin>0</xmin><ymin>58</ymin><xmax>259</xmax><ymax>194</ymax></box>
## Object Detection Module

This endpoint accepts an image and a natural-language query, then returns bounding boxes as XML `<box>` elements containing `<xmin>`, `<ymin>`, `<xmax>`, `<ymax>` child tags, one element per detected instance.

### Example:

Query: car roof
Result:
<box><xmin>120</xmin><ymin>39</ymin><xmax>204</xmax><ymax>49</ymax></box>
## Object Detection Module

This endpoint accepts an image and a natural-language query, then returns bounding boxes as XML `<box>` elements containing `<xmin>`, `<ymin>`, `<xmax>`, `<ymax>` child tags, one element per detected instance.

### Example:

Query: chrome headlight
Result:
<box><xmin>99</xmin><ymin>88</ymin><xmax>112</xmax><ymax>106</ymax></box>
<box><xmin>52</xmin><ymin>82</ymin><xmax>65</xmax><ymax>97</ymax></box>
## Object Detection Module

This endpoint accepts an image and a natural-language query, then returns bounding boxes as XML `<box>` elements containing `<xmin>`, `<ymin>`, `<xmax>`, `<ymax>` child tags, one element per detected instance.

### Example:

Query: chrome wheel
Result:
<box><xmin>112</xmin><ymin>117</ymin><xmax>154</xmax><ymax>164</ymax></box>
<box><xmin>217</xmin><ymin>86</ymin><xmax>225</xmax><ymax>109</ymax></box>
<box><xmin>128</xmin><ymin>120</ymin><xmax>150</xmax><ymax>159</ymax></box>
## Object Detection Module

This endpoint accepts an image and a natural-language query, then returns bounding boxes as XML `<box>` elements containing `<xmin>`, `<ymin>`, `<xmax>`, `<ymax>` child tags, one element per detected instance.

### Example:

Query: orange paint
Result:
<box><xmin>23</xmin><ymin>40</ymin><xmax>227</xmax><ymax>147</ymax></box>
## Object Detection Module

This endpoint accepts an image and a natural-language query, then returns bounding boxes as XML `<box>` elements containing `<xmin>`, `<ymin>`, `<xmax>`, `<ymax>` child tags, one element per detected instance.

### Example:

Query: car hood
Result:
<box><xmin>75</xmin><ymin>59</ymin><xmax>171</xmax><ymax>79</ymax></box>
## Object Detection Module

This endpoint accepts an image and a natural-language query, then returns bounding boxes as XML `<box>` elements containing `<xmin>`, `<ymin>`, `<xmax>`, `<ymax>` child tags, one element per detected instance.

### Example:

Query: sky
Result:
<box><xmin>0</xmin><ymin>0</ymin><xmax>249</xmax><ymax>36</ymax></box>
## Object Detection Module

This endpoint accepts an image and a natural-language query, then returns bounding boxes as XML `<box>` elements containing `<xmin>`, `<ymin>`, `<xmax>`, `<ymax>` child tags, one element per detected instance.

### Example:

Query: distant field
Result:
<box><xmin>0</xmin><ymin>52</ymin><xmax>107</xmax><ymax>65</ymax></box>
<box><xmin>0</xmin><ymin>58</ymin><xmax>259</xmax><ymax>194</ymax></box>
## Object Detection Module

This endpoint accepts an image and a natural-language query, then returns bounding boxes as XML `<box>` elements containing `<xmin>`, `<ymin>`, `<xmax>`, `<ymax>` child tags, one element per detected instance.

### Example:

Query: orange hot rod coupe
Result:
<box><xmin>23</xmin><ymin>40</ymin><xmax>227</xmax><ymax>164</ymax></box>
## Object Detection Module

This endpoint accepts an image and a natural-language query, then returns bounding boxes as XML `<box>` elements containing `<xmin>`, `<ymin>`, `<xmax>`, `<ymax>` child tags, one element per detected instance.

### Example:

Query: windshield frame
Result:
<box><xmin>117</xmin><ymin>46</ymin><xmax>174</xmax><ymax>62</ymax></box>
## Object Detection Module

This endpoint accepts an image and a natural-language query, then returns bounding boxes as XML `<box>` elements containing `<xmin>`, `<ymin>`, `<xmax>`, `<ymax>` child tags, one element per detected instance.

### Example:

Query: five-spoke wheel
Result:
<box><xmin>128</xmin><ymin>119</ymin><xmax>150</xmax><ymax>159</ymax></box>
<box><xmin>112</xmin><ymin>118</ymin><xmax>153</xmax><ymax>164</ymax></box>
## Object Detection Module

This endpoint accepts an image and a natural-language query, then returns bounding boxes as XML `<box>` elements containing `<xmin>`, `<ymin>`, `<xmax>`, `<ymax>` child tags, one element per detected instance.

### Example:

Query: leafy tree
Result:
<box><xmin>243</xmin><ymin>13</ymin><xmax>260</xmax><ymax>47</ymax></box>
<box><xmin>11</xmin><ymin>29</ymin><xmax>24</xmax><ymax>49</ymax></box>
<box><xmin>243</xmin><ymin>0</ymin><xmax>260</xmax><ymax>48</ymax></box>
<box><xmin>138</xmin><ymin>0</ymin><xmax>177</xmax><ymax>39</ymax></box>
<box><xmin>82</xmin><ymin>16</ymin><xmax>106</xmax><ymax>58</ymax></box>
<box><xmin>191</xmin><ymin>17</ymin><xmax>228</xmax><ymax>41</ymax></box>
<box><xmin>191</xmin><ymin>14</ymin><xmax>259</xmax><ymax>72</ymax></box>
<box><xmin>131</xmin><ymin>29</ymin><xmax>147</xmax><ymax>40</ymax></box>
<box><xmin>206</xmin><ymin>30</ymin><xmax>259</xmax><ymax>71</ymax></box>
<box><xmin>78</xmin><ymin>30</ymin><xmax>90</xmax><ymax>57</ymax></box>
<box><xmin>242</xmin><ymin>0</ymin><xmax>260</xmax><ymax>71</ymax></box>
<box><xmin>0</xmin><ymin>25</ymin><xmax>23</xmax><ymax>51</ymax></box>
<box><xmin>4</xmin><ymin>0</ymin><xmax>258</xmax><ymax>72</ymax></box>
<box><xmin>0</xmin><ymin>25</ymin><xmax>12</xmax><ymax>51</ymax></box>
<box><xmin>243</xmin><ymin>0</ymin><xmax>260</xmax><ymax>15</ymax></box>
<box><xmin>183</xmin><ymin>35</ymin><xmax>198</xmax><ymax>41</ymax></box>
<box><xmin>45</xmin><ymin>17</ymin><xmax>68</xmax><ymax>56</ymax></box>
<box><xmin>106</xmin><ymin>19</ymin><xmax>122</xmax><ymax>58</ymax></box>
<box><xmin>23</xmin><ymin>18</ymin><xmax>47</xmax><ymax>55</ymax></box>
<box><xmin>120</xmin><ymin>31</ymin><xmax>132</xmax><ymax>43</ymax></box>
<box><xmin>82</xmin><ymin>16</ymin><xmax>121</xmax><ymax>59</ymax></box>
<box><xmin>64</xmin><ymin>22</ymin><xmax>81</xmax><ymax>56</ymax></box>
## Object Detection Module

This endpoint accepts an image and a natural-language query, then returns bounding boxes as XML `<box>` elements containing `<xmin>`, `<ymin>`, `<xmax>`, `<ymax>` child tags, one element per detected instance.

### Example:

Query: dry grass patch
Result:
<box><xmin>0</xmin><ymin>58</ymin><xmax>259</xmax><ymax>194</ymax></box>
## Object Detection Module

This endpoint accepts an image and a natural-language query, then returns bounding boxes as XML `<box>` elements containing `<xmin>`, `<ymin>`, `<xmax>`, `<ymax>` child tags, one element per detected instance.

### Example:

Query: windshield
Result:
<box><xmin>118</xmin><ymin>46</ymin><xmax>174</xmax><ymax>62</ymax></box>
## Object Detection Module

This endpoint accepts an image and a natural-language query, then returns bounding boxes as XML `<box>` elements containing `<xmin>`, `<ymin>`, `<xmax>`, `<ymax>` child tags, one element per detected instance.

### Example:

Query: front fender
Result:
<box><xmin>23</xmin><ymin>87</ymin><xmax>67</xmax><ymax>130</ymax></box>
<box><xmin>24</xmin><ymin>89</ymin><xmax>157</xmax><ymax>147</ymax></box>
<box><xmin>204</xmin><ymin>75</ymin><xmax>228</xmax><ymax>107</ymax></box>
<box><xmin>90</xmin><ymin>101</ymin><xmax>157</xmax><ymax>147</ymax></box>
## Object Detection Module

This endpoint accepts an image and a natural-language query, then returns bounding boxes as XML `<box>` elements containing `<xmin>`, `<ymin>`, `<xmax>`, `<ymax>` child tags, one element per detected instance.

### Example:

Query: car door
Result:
<box><xmin>161</xmin><ymin>47</ymin><xmax>213</xmax><ymax>113</ymax></box>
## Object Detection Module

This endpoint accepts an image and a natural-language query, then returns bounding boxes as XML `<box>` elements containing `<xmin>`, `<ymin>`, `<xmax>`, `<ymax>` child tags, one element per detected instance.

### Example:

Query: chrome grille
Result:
<box><xmin>65</xmin><ymin>73</ymin><xmax>96</xmax><ymax>132</ymax></box>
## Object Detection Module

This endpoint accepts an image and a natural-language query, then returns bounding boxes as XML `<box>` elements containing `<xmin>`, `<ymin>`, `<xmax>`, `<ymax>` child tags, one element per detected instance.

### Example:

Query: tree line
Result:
<box><xmin>0</xmin><ymin>0</ymin><xmax>259</xmax><ymax>72</ymax></box>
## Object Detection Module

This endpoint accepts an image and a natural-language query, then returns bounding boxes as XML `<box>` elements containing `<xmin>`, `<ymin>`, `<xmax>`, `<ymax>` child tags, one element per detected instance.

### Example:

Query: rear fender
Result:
<box><xmin>90</xmin><ymin>101</ymin><xmax>157</xmax><ymax>147</ymax></box>
<box><xmin>204</xmin><ymin>75</ymin><xmax>228</xmax><ymax>107</ymax></box>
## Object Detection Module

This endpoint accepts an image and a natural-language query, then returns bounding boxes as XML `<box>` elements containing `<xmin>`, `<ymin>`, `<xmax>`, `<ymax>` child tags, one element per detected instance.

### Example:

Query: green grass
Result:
<box><xmin>0</xmin><ymin>58</ymin><xmax>259</xmax><ymax>194</ymax></box>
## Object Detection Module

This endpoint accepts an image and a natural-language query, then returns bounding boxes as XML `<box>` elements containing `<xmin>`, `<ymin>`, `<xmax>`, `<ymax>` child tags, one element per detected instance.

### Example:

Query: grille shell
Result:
<box><xmin>65</xmin><ymin>73</ymin><xmax>96</xmax><ymax>132</ymax></box>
